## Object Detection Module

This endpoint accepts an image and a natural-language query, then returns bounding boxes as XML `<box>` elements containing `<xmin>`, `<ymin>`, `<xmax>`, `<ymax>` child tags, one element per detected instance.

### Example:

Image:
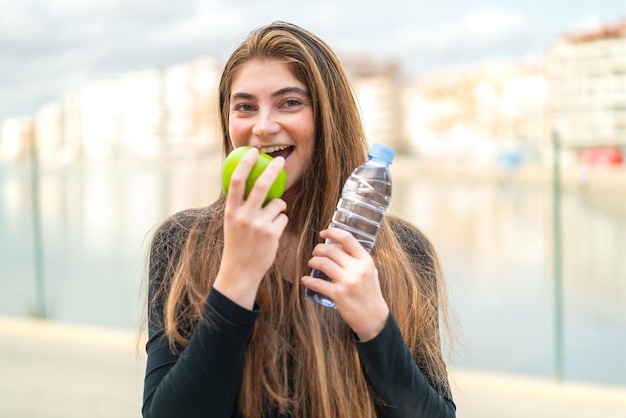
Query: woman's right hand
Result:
<box><xmin>213</xmin><ymin>147</ymin><xmax>289</xmax><ymax>310</ymax></box>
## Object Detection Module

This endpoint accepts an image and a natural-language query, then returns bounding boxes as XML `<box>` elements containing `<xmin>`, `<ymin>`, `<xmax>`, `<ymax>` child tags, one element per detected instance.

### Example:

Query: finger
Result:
<box><xmin>261</xmin><ymin>197</ymin><xmax>288</xmax><ymax>218</ymax></box>
<box><xmin>227</xmin><ymin>147</ymin><xmax>260</xmax><ymax>204</ymax></box>
<box><xmin>311</xmin><ymin>240</ymin><xmax>351</xmax><ymax>268</ymax></box>
<box><xmin>320</xmin><ymin>227</ymin><xmax>369</xmax><ymax>258</ymax></box>
<box><xmin>301</xmin><ymin>275</ymin><xmax>335</xmax><ymax>301</ymax></box>
<box><xmin>307</xmin><ymin>254</ymin><xmax>343</xmax><ymax>280</ymax></box>
<box><xmin>246</xmin><ymin>156</ymin><xmax>286</xmax><ymax>206</ymax></box>
<box><xmin>253</xmin><ymin>198</ymin><xmax>289</xmax><ymax>233</ymax></box>
<box><xmin>273</xmin><ymin>212</ymin><xmax>289</xmax><ymax>234</ymax></box>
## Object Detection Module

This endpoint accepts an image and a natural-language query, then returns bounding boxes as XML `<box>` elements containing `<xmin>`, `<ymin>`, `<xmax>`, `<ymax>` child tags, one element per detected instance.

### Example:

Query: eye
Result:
<box><xmin>282</xmin><ymin>98</ymin><xmax>303</xmax><ymax>108</ymax></box>
<box><xmin>233</xmin><ymin>103</ymin><xmax>256</xmax><ymax>112</ymax></box>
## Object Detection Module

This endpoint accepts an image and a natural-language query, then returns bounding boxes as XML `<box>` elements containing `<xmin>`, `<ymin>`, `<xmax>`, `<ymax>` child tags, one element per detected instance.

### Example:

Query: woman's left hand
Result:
<box><xmin>301</xmin><ymin>227</ymin><xmax>389</xmax><ymax>342</ymax></box>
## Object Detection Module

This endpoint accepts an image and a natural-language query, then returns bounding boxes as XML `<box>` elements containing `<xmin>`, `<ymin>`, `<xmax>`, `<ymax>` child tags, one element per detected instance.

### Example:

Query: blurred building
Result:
<box><xmin>76</xmin><ymin>77</ymin><xmax>126</xmax><ymax>160</ymax></box>
<box><xmin>546</xmin><ymin>20</ymin><xmax>626</xmax><ymax>145</ymax></box>
<box><xmin>118</xmin><ymin>70</ymin><xmax>165</xmax><ymax>159</ymax></box>
<box><xmin>33</xmin><ymin>103</ymin><xmax>65</xmax><ymax>166</ymax></box>
<box><xmin>163</xmin><ymin>57</ymin><xmax>222</xmax><ymax>157</ymax></box>
<box><xmin>6</xmin><ymin>18</ymin><xmax>626</xmax><ymax>167</ymax></box>
<box><xmin>343</xmin><ymin>55</ymin><xmax>407</xmax><ymax>153</ymax></box>
<box><xmin>0</xmin><ymin>117</ymin><xmax>34</xmax><ymax>162</ymax></box>
<box><xmin>0</xmin><ymin>57</ymin><xmax>223</xmax><ymax>165</ymax></box>
<box><xmin>546</xmin><ymin>18</ymin><xmax>626</xmax><ymax>159</ymax></box>
<box><xmin>403</xmin><ymin>60</ymin><xmax>548</xmax><ymax>164</ymax></box>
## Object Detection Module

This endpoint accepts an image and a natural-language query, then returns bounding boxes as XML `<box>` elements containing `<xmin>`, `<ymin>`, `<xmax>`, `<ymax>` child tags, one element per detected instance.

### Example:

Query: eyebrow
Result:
<box><xmin>230</xmin><ymin>86</ymin><xmax>309</xmax><ymax>101</ymax></box>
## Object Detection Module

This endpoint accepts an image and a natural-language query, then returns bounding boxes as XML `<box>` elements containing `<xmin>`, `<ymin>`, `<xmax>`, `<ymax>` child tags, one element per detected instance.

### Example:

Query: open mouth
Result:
<box><xmin>260</xmin><ymin>145</ymin><xmax>294</xmax><ymax>160</ymax></box>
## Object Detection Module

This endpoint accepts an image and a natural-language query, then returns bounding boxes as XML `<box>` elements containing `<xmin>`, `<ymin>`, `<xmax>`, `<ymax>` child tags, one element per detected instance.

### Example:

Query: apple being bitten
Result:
<box><xmin>221</xmin><ymin>146</ymin><xmax>287</xmax><ymax>204</ymax></box>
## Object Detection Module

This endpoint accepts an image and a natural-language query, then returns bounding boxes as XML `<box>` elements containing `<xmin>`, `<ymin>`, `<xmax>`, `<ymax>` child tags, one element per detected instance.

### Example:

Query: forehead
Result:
<box><xmin>230</xmin><ymin>58</ymin><xmax>305</xmax><ymax>93</ymax></box>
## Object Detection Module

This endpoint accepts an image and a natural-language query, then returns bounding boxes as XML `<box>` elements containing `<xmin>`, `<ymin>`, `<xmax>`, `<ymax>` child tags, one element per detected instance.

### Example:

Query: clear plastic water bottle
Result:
<box><xmin>305</xmin><ymin>143</ymin><xmax>395</xmax><ymax>308</ymax></box>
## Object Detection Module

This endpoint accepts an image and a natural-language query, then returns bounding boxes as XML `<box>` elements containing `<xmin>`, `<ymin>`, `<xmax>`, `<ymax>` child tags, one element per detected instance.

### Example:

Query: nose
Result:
<box><xmin>252</xmin><ymin>109</ymin><xmax>280</xmax><ymax>138</ymax></box>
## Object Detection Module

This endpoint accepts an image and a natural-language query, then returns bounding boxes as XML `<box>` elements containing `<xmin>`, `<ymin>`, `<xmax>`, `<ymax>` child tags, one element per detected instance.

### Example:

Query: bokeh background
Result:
<box><xmin>1</xmin><ymin>1</ymin><xmax>626</xmax><ymax>416</ymax></box>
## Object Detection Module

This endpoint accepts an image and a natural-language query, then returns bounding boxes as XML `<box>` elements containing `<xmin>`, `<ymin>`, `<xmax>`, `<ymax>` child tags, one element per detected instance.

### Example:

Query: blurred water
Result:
<box><xmin>394</xmin><ymin>172</ymin><xmax>626</xmax><ymax>387</ymax></box>
<box><xmin>1</xmin><ymin>157</ymin><xmax>625</xmax><ymax>387</ymax></box>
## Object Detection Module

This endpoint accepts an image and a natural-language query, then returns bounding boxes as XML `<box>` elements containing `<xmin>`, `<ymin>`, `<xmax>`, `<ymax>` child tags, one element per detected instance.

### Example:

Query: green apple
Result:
<box><xmin>221</xmin><ymin>146</ymin><xmax>287</xmax><ymax>204</ymax></box>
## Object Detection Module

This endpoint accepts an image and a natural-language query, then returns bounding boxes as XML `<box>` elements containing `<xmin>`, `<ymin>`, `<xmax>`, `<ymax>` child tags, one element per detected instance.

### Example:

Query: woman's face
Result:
<box><xmin>228</xmin><ymin>58</ymin><xmax>315</xmax><ymax>197</ymax></box>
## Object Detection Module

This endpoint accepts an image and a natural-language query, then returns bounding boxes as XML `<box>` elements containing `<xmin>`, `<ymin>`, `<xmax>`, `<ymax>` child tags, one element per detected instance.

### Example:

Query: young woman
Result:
<box><xmin>142</xmin><ymin>21</ymin><xmax>456</xmax><ymax>418</ymax></box>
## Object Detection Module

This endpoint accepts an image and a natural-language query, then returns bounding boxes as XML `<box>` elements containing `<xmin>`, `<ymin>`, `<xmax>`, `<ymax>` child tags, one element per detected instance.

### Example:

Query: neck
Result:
<box><xmin>281</xmin><ymin>187</ymin><xmax>297</xmax><ymax>208</ymax></box>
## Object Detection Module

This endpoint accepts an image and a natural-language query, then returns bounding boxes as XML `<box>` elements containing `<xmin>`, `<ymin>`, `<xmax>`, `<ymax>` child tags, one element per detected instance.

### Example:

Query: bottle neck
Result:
<box><xmin>368</xmin><ymin>157</ymin><xmax>391</xmax><ymax>167</ymax></box>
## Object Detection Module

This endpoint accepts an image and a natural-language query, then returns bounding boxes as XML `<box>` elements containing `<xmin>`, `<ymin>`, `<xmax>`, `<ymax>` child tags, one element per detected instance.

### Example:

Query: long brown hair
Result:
<box><xmin>150</xmin><ymin>21</ymin><xmax>452</xmax><ymax>418</ymax></box>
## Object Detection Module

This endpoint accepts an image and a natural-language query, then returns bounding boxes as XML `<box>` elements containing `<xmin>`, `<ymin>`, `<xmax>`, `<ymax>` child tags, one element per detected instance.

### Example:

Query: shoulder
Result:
<box><xmin>147</xmin><ymin>204</ymin><xmax>221</xmax><ymax>292</ymax></box>
<box><xmin>151</xmin><ymin>204</ymin><xmax>220</xmax><ymax>249</ymax></box>
<box><xmin>387</xmin><ymin>216</ymin><xmax>436</xmax><ymax>259</ymax></box>
<box><xmin>386</xmin><ymin>216</ymin><xmax>440</xmax><ymax>282</ymax></box>
<box><xmin>148</xmin><ymin>204</ymin><xmax>221</xmax><ymax>277</ymax></box>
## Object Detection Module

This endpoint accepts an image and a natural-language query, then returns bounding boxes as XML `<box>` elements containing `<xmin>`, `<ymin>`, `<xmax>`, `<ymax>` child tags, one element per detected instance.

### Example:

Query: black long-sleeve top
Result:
<box><xmin>142</xmin><ymin>211</ymin><xmax>456</xmax><ymax>418</ymax></box>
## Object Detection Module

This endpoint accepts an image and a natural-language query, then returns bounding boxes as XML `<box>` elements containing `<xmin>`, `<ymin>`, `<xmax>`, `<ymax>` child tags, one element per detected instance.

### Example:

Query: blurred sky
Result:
<box><xmin>1</xmin><ymin>0</ymin><xmax>625</xmax><ymax>123</ymax></box>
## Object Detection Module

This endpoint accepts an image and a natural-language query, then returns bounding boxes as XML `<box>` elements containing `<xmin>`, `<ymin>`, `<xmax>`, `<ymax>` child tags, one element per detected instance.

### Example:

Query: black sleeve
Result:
<box><xmin>356</xmin><ymin>314</ymin><xmax>456</xmax><ymax>417</ymax></box>
<box><xmin>142</xmin><ymin>289</ymin><xmax>259</xmax><ymax>418</ymax></box>
<box><xmin>355</xmin><ymin>216</ymin><xmax>456</xmax><ymax>417</ymax></box>
<box><xmin>141</xmin><ymin>216</ymin><xmax>259</xmax><ymax>418</ymax></box>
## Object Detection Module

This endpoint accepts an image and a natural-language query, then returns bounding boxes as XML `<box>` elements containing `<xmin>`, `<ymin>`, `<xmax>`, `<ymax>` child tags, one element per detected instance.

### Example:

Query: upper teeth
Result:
<box><xmin>261</xmin><ymin>145</ymin><xmax>290</xmax><ymax>154</ymax></box>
